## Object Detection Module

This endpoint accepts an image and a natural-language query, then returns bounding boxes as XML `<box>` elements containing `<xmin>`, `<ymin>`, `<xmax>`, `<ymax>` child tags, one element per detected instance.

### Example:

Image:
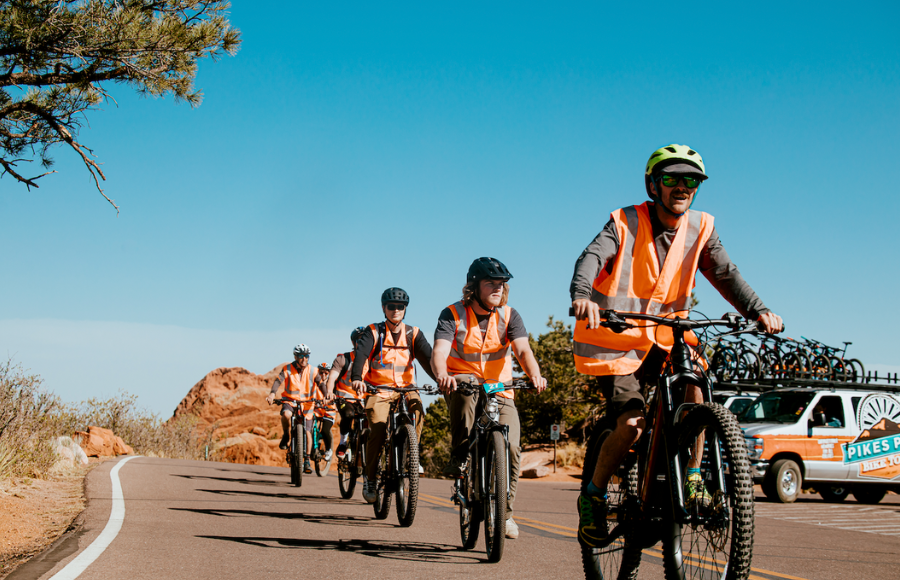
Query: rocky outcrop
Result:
<box><xmin>72</xmin><ymin>426</ymin><xmax>134</xmax><ymax>457</ymax></box>
<box><xmin>173</xmin><ymin>365</ymin><xmax>337</xmax><ymax>467</ymax></box>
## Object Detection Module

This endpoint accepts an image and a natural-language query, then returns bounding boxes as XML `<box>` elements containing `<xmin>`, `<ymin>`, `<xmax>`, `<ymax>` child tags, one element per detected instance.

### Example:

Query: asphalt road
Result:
<box><xmin>11</xmin><ymin>457</ymin><xmax>900</xmax><ymax>580</ymax></box>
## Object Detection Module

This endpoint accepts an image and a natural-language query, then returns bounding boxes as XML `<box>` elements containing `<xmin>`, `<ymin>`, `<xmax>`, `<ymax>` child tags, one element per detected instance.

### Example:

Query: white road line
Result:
<box><xmin>49</xmin><ymin>456</ymin><xmax>139</xmax><ymax>580</ymax></box>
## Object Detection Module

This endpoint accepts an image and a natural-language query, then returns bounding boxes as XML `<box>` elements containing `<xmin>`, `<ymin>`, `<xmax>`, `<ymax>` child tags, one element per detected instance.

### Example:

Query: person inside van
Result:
<box><xmin>812</xmin><ymin>404</ymin><xmax>843</xmax><ymax>428</ymax></box>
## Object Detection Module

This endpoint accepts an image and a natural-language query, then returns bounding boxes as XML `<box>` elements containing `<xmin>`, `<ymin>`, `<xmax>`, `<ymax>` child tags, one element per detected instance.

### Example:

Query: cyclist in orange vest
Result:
<box><xmin>324</xmin><ymin>326</ymin><xmax>369</xmax><ymax>459</ymax></box>
<box><xmin>266</xmin><ymin>344</ymin><xmax>316</xmax><ymax>474</ymax></box>
<box><xmin>350</xmin><ymin>287</ymin><xmax>437</xmax><ymax>504</ymax></box>
<box><xmin>571</xmin><ymin>144</ymin><xmax>783</xmax><ymax>548</ymax></box>
<box><xmin>313</xmin><ymin>363</ymin><xmax>336</xmax><ymax>462</ymax></box>
<box><xmin>432</xmin><ymin>257</ymin><xmax>547</xmax><ymax>540</ymax></box>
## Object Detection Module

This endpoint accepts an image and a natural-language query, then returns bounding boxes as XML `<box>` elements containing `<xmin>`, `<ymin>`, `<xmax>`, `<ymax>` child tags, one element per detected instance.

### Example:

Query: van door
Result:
<box><xmin>805</xmin><ymin>395</ymin><xmax>853</xmax><ymax>481</ymax></box>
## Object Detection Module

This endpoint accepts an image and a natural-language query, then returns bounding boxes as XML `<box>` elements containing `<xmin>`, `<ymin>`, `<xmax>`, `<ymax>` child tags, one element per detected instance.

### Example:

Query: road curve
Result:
<box><xmin>9</xmin><ymin>457</ymin><xmax>900</xmax><ymax>580</ymax></box>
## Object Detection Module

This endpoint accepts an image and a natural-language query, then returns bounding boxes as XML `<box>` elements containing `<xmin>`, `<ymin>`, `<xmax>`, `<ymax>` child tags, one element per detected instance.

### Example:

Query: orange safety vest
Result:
<box><xmin>573</xmin><ymin>202</ymin><xmax>714</xmax><ymax>376</ymax></box>
<box><xmin>364</xmin><ymin>322</ymin><xmax>419</xmax><ymax>396</ymax></box>
<box><xmin>281</xmin><ymin>362</ymin><xmax>315</xmax><ymax>413</ymax></box>
<box><xmin>335</xmin><ymin>352</ymin><xmax>368</xmax><ymax>399</ymax></box>
<box><xmin>446</xmin><ymin>301</ymin><xmax>515</xmax><ymax>399</ymax></box>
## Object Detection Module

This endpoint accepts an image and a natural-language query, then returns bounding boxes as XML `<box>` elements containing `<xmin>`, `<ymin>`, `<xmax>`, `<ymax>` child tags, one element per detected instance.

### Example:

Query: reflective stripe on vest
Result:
<box><xmin>364</xmin><ymin>322</ymin><xmax>417</xmax><ymax>388</ymax></box>
<box><xmin>446</xmin><ymin>301</ymin><xmax>515</xmax><ymax>399</ymax></box>
<box><xmin>573</xmin><ymin>202</ymin><xmax>714</xmax><ymax>376</ymax></box>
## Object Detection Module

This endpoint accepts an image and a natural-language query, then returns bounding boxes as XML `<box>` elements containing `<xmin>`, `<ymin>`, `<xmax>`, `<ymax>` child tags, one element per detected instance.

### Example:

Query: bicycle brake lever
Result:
<box><xmin>601</xmin><ymin>310</ymin><xmax>631</xmax><ymax>334</ymax></box>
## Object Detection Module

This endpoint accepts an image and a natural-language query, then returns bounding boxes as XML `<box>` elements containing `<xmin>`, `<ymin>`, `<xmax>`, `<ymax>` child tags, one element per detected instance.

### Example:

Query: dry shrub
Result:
<box><xmin>1</xmin><ymin>360</ymin><xmax>215</xmax><ymax>481</ymax></box>
<box><xmin>556</xmin><ymin>440</ymin><xmax>586</xmax><ymax>469</ymax></box>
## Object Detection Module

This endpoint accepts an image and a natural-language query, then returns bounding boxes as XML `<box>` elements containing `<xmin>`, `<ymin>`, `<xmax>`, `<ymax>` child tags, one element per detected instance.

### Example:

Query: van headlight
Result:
<box><xmin>744</xmin><ymin>436</ymin><xmax>764</xmax><ymax>460</ymax></box>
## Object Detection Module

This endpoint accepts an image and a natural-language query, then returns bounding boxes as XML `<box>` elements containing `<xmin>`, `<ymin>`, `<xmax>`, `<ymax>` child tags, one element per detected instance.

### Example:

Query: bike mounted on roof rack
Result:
<box><xmin>717</xmin><ymin>373</ymin><xmax>900</xmax><ymax>394</ymax></box>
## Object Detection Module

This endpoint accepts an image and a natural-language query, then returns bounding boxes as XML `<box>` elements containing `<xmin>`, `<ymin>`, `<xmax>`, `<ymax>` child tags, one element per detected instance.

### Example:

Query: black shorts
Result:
<box><xmin>597</xmin><ymin>346</ymin><xmax>668</xmax><ymax>418</ymax></box>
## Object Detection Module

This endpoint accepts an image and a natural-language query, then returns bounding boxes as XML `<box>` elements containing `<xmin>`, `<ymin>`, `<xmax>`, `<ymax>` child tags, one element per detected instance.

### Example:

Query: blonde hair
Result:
<box><xmin>462</xmin><ymin>280</ymin><xmax>509</xmax><ymax>307</ymax></box>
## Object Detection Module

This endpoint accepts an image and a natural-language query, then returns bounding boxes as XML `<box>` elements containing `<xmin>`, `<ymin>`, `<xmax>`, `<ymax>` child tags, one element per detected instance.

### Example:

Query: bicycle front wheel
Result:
<box><xmin>580</xmin><ymin>426</ymin><xmax>641</xmax><ymax>580</ymax></box>
<box><xmin>394</xmin><ymin>423</ymin><xmax>420</xmax><ymax>527</ymax></box>
<box><xmin>484</xmin><ymin>430</ymin><xmax>508</xmax><ymax>563</ymax></box>
<box><xmin>291</xmin><ymin>421</ymin><xmax>304</xmax><ymax>487</ymax></box>
<box><xmin>459</xmin><ymin>448</ymin><xmax>482</xmax><ymax>549</ymax></box>
<box><xmin>665</xmin><ymin>403</ymin><xmax>754</xmax><ymax>580</ymax></box>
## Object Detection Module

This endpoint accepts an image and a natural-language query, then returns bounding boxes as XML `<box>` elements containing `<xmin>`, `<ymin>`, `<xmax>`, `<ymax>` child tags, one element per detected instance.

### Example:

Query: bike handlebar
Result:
<box><xmin>568</xmin><ymin>307</ymin><xmax>784</xmax><ymax>334</ymax></box>
<box><xmin>363</xmin><ymin>383</ymin><xmax>439</xmax><ymax>396</ymax></box>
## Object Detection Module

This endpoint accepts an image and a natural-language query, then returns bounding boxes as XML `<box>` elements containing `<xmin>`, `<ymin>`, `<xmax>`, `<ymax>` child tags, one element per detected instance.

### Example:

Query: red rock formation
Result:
<box><xmin>173</xmin><ymin>365</ymin><xmax>339</xmax><ymax>467</ymax></box>
<box><xmin>73</xmin><ymin>426</ymin><xmax>135</xmax><ymax>457</ymax></box>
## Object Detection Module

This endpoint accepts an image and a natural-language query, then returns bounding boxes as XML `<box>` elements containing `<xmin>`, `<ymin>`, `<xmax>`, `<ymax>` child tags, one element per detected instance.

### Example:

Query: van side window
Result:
<box><xmin>850</xmin><ymin>397</ymin><xmax>861</xmax><ymax>429</ymax></box>
<box><xmin>813</xmin><ymin>396</ymin><xmax>845</xmax><ymax>428</ymax></box>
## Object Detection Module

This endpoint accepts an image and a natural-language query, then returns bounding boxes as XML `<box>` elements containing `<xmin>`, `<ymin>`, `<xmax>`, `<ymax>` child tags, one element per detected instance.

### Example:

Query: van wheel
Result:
<box><xmin>769</xmin><ymin>459</ymin><xmax>802</xmax><ymax>503</ymax></box>
<box><xmin>817</xmin><ymin>486</ymin><xmax>849</xmax><ymax>503</ymax></box>
<box><xmin>852</xmin><ymin>486</ymin><xmax>886</xmax><ymax>504</ymax></box>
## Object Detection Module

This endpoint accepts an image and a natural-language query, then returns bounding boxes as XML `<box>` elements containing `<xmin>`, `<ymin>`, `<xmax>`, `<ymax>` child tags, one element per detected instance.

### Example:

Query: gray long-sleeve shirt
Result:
<box><xmin>570</xmin><ymin>203</ymin><xmax>769</xmax><ymax>321</ymax></box>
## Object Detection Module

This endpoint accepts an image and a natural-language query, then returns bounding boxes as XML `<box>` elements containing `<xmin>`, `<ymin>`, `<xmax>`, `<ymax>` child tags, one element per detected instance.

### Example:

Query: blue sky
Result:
<box><xmin>2</xmin><ymin>2</ymin><xmax>899</xmax><ymax>416</ymax></box>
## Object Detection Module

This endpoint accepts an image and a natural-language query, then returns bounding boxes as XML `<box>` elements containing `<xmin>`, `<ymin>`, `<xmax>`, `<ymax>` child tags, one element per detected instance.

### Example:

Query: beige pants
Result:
<box><xmin>365</xmin><ymin>391</ymin><xmax>424</xmax><ymax>480</ymax></box>
<box><xmin>447</xmin><ymin>392</ymin><xmax>521</xmax><ymax>517</ymax></box>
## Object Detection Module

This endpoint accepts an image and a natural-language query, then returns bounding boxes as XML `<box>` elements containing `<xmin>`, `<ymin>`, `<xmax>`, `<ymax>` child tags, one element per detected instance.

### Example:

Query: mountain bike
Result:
<box><xmin>450</xmin><ymin>376</ymin><xmax>532</xmax><ymax>563</ymax></box>
<box><xmin>310</xmin><ymin>400</ymin><xmax>335</xmax><ymax>477</ymax></box>
<box><xmin>366</xmin><ymin>383</ymin><xmax>437</xmax><ymax>527</ymax></box>
<box><xmin>575</xmin><ymin>309</ymin><xmax>773</xmax><ymax>580</ymax></box>
<box><xmin>335</xmin><ymin>396</ymin><xmax>367</xmax><ymax>499</ymax></box>
<box><xmin>271</xmin><ymin>397</ymin><xmax>312</xmax><ymax>487</ymax></box>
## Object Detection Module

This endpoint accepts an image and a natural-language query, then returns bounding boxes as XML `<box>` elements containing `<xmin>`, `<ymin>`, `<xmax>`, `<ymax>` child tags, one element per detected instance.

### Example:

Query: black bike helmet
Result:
<box><xmin>467</xmin><ymin>257</ymin><xmax>513</xmax><ymax>285</ymax></box>
<box><xmin>380</xmin><ymin>287</ymin><xmax>410</xmax><ymax>306</ymax></box>
<box><xmin>350</xmin><ymin>325</ymin><xmax>367</xmax><ymax>345</ymax></box>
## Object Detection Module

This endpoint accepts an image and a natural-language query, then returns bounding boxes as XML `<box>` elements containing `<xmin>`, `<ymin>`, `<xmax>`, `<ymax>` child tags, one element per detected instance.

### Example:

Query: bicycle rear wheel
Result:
<box><xmin>711</xmin><ymin>346</ymin><xmax>738</xmax><ymax>383</ymax></box>
<box><xmin>484</xmin><ymin>430</ymin><xmax>507</xmax><ymax>563</ymax></box>
<box><xmin>395</xmin><ymin>423</ymin><xmax>420</xmax><ymax>527</ymax></box>
<box><xmin>338</xmin><ymin>432</ymin><xmax>358</xmax><ymax>499</ymax></box>
<box><xmin>810</xmin><ymin>353</ymin><xmax>832</xmax><ymax>381</ymax></box>
<box><xmin>665</xmin><ymin>403</ymin><xmax>754</xmax><ymax>580</ymax></box>
<box><xmin>290</xmin><ymin>422</ymin><xmax>303</xmax><ymax>487</ymax></box>
<box><xmin>580</xmin><ymin>426</ymin><xmax>641</xmax><ymax>580</ymax></box>
<box><xmin>459</xmin><ymin>448</ymin><xmax>482</xmax><ymax>549</ymax></box>
<box><xmin>373</xmin><ymin>443</ymin><xmax>392</xmax><ymax>520</ymax></box>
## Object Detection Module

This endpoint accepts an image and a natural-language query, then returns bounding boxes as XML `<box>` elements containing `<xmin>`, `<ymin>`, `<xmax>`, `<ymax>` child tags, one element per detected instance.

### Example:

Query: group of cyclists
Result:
<box><xmin>264</xmin><ymin>143</ymin><xmax>784</xmax><ymax>563</ymax></box>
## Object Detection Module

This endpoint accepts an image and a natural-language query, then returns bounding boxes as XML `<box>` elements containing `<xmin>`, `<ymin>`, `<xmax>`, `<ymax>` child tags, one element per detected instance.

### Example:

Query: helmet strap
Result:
<box><xmin>650</xmin><ymin>175</ymin><xmax>692</xmax><ymax>218</ymax></box>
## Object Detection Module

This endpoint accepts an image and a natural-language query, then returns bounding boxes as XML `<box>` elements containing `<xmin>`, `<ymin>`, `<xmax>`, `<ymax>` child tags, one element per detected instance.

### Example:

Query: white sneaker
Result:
<box><xmin>362</xmin><ymin>478</ymin><xmax>376</xmax><ymax>504</ymax></box>
<box><xmin>345</xmin><ymin>449</ymin><xmax>352</xmax><ymax>462</ymax></box>
<box><xmin>505</xmin><ymin>517</ymin><xmax>519</xmax><ymax>539</ymax></box>
<box><xmin>418</xmin><ymin>465</ymin><xmax>424</xmax><ymax>474</ymax></box>
<box><xmin>324</xmin><ymin>449</ymin><xmax>333</xmax><ymax>461</ymax></box>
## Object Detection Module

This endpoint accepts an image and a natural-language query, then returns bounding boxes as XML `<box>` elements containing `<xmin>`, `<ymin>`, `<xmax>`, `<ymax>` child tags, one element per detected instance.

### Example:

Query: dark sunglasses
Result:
<box><xmin>660</xmin><ymin>174</ymin><xmax>701</xmax><ymax>189</ymax></box>
<box><xmin>386</xmin><ymin>303</ymin><xmax>406</xmax><ymax>311</ymax></box>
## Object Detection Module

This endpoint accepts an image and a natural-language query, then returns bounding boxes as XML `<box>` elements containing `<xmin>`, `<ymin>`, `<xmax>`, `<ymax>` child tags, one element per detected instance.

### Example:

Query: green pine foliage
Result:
<box><xmin>419</xmin><ymin>396</ymin><xmax>452</xmax><ymax>478</ymax></box>
<box><xmin>0</xmin><ymin>1</ymin><xmax>241</xmax><ymax>209</ymax></box>
<box><xmin>515</xmin><ymin>316</ymin><xmax>605</xmax><ymax>444</ymax></box>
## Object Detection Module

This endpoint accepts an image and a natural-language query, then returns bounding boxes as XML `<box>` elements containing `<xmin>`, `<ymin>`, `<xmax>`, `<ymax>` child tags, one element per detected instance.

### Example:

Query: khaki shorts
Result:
<box><xmin>597</xmin><ymin>346</ymin><xmax>668</xmax><ymax>418</ymax></box>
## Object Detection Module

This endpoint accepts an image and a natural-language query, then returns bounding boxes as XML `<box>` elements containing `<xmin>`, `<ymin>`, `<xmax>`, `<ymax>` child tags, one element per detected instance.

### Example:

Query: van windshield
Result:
<box><xmin>738</xmin><ymin>391</ymin><xmax>816</xmax><ymax>424</ymax></box>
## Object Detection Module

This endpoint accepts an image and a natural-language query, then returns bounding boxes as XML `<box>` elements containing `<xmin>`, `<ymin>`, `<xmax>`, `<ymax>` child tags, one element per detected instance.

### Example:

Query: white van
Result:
<box><xmin>740</xmin><ymin>387</ymin><xmax>900</xmax><ymax>503</ymax></box>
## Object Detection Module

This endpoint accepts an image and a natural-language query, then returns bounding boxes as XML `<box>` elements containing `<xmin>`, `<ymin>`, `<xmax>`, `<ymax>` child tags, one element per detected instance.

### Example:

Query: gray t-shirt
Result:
<box><xmin>434</xmin><ymin>305</ymin><xmax>528</xmax><ymax>344</ymax></box>
<box><xmin>570</xmin><ymin>203</ymin><xmax>769</xmax><ymax>321</ymax></box>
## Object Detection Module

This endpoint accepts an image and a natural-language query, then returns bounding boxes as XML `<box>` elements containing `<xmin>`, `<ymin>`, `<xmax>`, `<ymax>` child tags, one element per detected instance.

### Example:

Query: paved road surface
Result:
<box><xmin>11</xmin><ymin>457</ymin><xmax>900</xmax><ymax>580</ymax></box>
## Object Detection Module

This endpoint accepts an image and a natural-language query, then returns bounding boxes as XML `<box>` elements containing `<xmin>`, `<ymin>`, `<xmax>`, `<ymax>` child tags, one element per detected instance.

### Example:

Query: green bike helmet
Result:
<box><xmin>644</xmin><ymin>144</ymin><xmax>708</xmax><ymax>214</ymax></box>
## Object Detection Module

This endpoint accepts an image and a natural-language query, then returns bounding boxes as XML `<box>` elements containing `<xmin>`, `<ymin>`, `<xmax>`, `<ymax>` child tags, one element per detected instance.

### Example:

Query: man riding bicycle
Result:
<box><xmin>351</xmin><ymin>287</ymin><xmax>437</xmax><ymax>504</ymax></box>
<box><xmin>432</xmin><ymin>257</ymin><xmax>548</xmax><ymax>540</ymax></box>
<box><xmin>324</xmin><ymin>326</ymin><xmax>369</xmax><ymax>460</ymax></box>
<box><xmin>266</xmin><ymin>344</ymin><xmax>317</xmax><ymax>474</ymax></box>
<box><xmin>314</xmin><ymin>363</ymin><xmax>336</xmax><ymax>462</ymax></box>
<box><xmin>570</xmin><ymin>144</ymin><xmax>783</xmax><ymax>548</ymax></box>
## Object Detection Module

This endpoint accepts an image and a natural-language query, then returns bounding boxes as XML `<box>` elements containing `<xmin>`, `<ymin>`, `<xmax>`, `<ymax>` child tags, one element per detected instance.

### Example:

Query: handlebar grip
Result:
<box><xmin>569</xmin><ymin>306</ymin><xmax>575</xmax><ymax>317</ymax></box>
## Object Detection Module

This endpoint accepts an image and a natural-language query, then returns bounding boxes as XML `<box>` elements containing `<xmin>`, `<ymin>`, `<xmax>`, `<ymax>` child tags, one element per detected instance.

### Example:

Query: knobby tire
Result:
<box><xmin>484</xmin><ymin>430</ymin><xmax>507</xmax><ymax>563</ymax></box>
<box><xmin>373</xmin><ymin>438</ymin><xmax>392</xmax><ymax>520</ymax></box>
<box><xmin>580</xmin><ymin>426</ymin><xmax>641</xmax><ymax>580</ymax></box>
<box><xmin>664</xmin><ymin>403</ymin><xmax>754</xmax><ymax>580</ymax></box>
<box><xmin>459</xmin><ymin>448</ymin><xmax>482</xmax><ymax>550</ymax></box>
<box><xmin>291</xmin><ymin>421</ymin><xmax>304</xmax><ymax>487</ymax></box>
<box><xmin>395</xmin><ymin>423</ymin><xmax>420</xmax><ymax>527</ymax></box>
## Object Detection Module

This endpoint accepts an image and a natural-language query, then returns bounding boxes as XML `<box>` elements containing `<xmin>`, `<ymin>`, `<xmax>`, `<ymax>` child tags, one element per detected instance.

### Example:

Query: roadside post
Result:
<box><xmin>550</xmin><ymin>424</ymin><xmax>560</xmax><ymax>472</ymax></box>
